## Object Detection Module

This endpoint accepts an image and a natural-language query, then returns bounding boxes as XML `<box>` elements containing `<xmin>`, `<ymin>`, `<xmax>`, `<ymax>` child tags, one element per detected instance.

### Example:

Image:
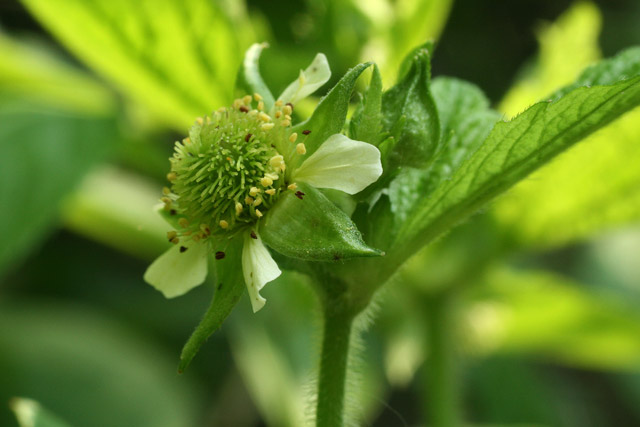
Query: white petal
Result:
<box><xmin>144</xmin><ymin>240</ymin><xmax>209</xmax><ymax>298</ymax></box>
<box><xmin>242</xmin><ymin>230</ymin><xmax>281</xmax><ymax>313</ymax></box>
<box><xmin>277</xmin><ymin>53</ymin><xmax>331</xmax><ymax>105</ymax></box>
<box><xmin>292</xmin><ymin>134</ymin><xmax>383</xmax><ymax>194</ymax></box>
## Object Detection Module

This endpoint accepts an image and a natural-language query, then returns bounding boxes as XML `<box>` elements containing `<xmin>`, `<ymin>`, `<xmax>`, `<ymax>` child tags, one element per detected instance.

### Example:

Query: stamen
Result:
<box><xmin>265</xmin><ymin>189</ymin><xmax>276</xmax><ymax>195</ymax></box>
<box><xmin>219</xmin><ymin>220</ymin><xmax>229</xmax><ymax>229</ymax></box>
<box><xmin>257</xmin><ymin>101</ymin><xmax>265</xmax><ymax>111</ymax></box>
<box><xmin>260</xmin><ymin>176</ymin><xmax>273</xmax><ymax>187</ymax></box>
<box><xmin>275</xmin><ymin>100</ymin><xmax>283</xmax><ymax>107</ymax></box>
<box><xmin>249</xmin><ymin>187</ymin><xmax>260</xmax><ymax>197</ymax></box>
<box><xmin>296</xmin><ymin>143</ymin><xmax>307</xmax><ymax>155</ymax></box>
<box><xmin>254</xmin><ymin>93</ymin><xmax>263</xmax><ymax>101</ymax></box>
<box><xmin>255</xmin><ymin>209</ymin><xmax>263</xmax><ymax>218</ymax></box>
<box><xmin>162</xmin><ymin>187</ymin><xmax>171</xmax><ymax>195</ymax></box>
<box><xmin>261</xmin><ymin>123</ymin><xmax>275</xmax><ymax>131</ymax></box>
<box><xmin>288</xmin><ymin>183</ymin><xmax>298</xmax><ymax>191</ymax></box>
<box><xmin>167</xmin><ymin>172</ymin><xmax>177</xmax><ymax>182</ymax></box>
<box><xmin>170</xmin><ymin>237</ymin><xmax>180</xmax><ymax>245</ymax></box>
<box><xmin>167</xmin><ymin>231</ymin><xmax>177</xmax><ymax>241</ymax></box>
<box><xmin>281</xmin><ymin>120</ymin><xmax>291</xmax><ymax>127</ymax></box>
<box><xmin>283</xmin><ymin>105</ymin><xmax>292</xmax><ymax>115</ymax></box>
<box><xmin>245</xmin><ymin>196</ymin><xmax>254</xmax><ymax>205</ymax></box>
<box><xmin>178</xmin><ymin>218</ymin><xmax>189</xmax><ymax>228</ymax></box>
<box><xmin>258</xmin><ymin>112</ymin><xmax>271</xmax><ymax>122</ymax></box>
<box><xmin>196</xmin><ymin>117</ymin><xmax>204</xmax><ymax>125</ymax></box>
<box><xmin>235</xmin><ymin>202</ymin><xmax>243</xmax><ymax>215</ymax></box>
<box><xmin>275</xmin><ymin>111</ymin><xmax>282</xmax><ymax>119</ymax></box>
<box><xmin>289</xmin><ymin>133</ymin><xmax>298</xmax><ymax>143</ymax></box>
<box><xmin>243</xmin><ymin>95</ymin><xmax>252</xmax><ymax>105</ymax></box>
<box><xmin>253</xmin><ymin>198</ymin><xmax>263</xmax><ymax>207</ymax></box>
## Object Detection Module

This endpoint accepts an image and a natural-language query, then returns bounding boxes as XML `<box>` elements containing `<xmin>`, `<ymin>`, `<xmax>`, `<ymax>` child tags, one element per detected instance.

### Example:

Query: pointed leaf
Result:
<box><xmin>261</xmin><ymin>183</ymin><xmax>381</xmax><ymax>261</ymax></box>
<box><xmin>178</xmin><ymin>236</ymin><xmax>245</xmax><ymax>372</ymax></box>
<box><xmin>236</xmin><ymin>42</ymin><xmax>275</xmax><ymax>112</ymax></box>
<box><xmin>393</xmin><ymin>48</ymin><xmax>640</xmax><ymax>261</ymax></box>
<box><xmin>349</xmin><ymin>64</ymin><xmax>383</xmax><ymax>144</ymax></box>
<box><xmin>381</xmin><ymin>45</ymin><xmax>440</xmax><ymax>169</ymax></box>
<box><xmin>288</xmin><ymin>62</ymin><xmax>372</xmax><ymax>168</ymax></box>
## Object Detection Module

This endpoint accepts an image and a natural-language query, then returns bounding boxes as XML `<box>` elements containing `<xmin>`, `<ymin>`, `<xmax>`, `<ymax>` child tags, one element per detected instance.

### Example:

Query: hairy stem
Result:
<box><xmin>424</xmin><ymin>290</ymin><xmax>462</xmax><ymax>427</ymax></box>
<box><xmin>316</xmin><ymin>300</ymin><xmax>355</xmax><ymax>427</ymax></box>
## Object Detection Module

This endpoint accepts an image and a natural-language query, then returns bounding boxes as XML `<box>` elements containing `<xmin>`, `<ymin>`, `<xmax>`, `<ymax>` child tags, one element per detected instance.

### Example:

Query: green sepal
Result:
<box><xmin>260</xmin><ymin>183</ymin><xmax>382</xmax><ymax>261</ymax></box>
<box><xmin>235</xmin><ymin>43</ymin><xmax>275</xmax><ymax>112</ymax></box>
<box><xmin>178</xmin><ymin>236</ymin><xmax>245</xmax><ymax>373</ymax></box>
<box><xmin>349</xmin><ymin>64</ymin><xmax>383</xmax><ymax>145</ymax></box>
<box><xmin>382</xmin><ymin>43</ymin><xmax>440</xmax><ymax>169</ymax></box>
<box><xmin>289</xmin><ymin>62</ymin><xmax>373</xmax><ymax>168</ymax></box>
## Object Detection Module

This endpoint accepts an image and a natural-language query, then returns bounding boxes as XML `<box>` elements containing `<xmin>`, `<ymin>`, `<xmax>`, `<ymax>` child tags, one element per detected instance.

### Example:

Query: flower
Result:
<box><xmin>144</xmin><ymin>49</ymin><xmax>383</xmax><ymax>312</ymax></box>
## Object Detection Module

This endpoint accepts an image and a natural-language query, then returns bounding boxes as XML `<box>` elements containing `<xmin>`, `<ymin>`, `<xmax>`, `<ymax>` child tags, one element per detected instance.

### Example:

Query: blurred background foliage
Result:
<box><xmin>1</xmin><ymin>0</ymin><xmax>640</xmax><ymax>425</ymax></box>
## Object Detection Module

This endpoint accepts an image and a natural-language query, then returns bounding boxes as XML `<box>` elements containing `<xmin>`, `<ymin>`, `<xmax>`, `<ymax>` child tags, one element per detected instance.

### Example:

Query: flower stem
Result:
<box><xmin>424</xmin><ymin>290</ymin><xmax>462</xmax><ymax>427</ymax></box>
<box><xmin>316</xmin><ymin>300</ymin><xmax>355</xmax><ymax>427</ymax></box>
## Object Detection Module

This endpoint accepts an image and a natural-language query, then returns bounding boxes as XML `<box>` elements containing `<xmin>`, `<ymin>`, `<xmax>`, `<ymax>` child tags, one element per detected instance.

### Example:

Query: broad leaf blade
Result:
<box><xmin>236</xmin><ymin>42</ymin><xmax>275</xmax><ymax>111</ymax></box>
<box><xmin>21</xmin><ymin>0</ymin><xmax>246</xmax><ymax>129</ymax></box>
<box><xmin>178</xmin><ymin>237</ymin><xmax>245</xmax><ymax>372</ymax></box>
<box><xmin>394</xmin><ymin>51</ymin><xmax>640</xmax><ymax>259</ymax></box>
<box><xmin>381</xmin><ymin>45</ymin><xmax>440</xmax><ymax>169</ymax></box>
<box><xmin>288</xmin><ymin>62</ymin><xmax>372</xmax><ymax>168</ymax></box>
<box><xmin>261</xmin><ymin>183</ymin><xmax>381</xmax><ymax>261</ymax></box>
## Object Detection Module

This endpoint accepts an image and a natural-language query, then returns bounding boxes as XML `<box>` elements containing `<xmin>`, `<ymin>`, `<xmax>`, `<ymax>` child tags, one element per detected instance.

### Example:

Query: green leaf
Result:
<box><xmin>349</xmin><ymin>64</ymin><xmax>383</xmax><ymax>145</ymax></box>
<box><xmin>261</xmin><ymin>183</ymin><xmax>381</xmax><ymax>261</ymax></box>
<box><xmin>288</xmin><ymin>62</ymin><xmax>372</xmax><ymax>168</ymax></box>
<box><xmin>381</xmin><ymin>45</ymin><xmax>440</xmax><ymax>169</ymax></box>
<box><xmin>236</xmin><ymin>42</ymin><xmax>275</xmax><ymax>112</ymax></box>
<box><xmin>471</xmin><ymin>269</ymin><xmax>640</xmax><ymax>370</ymax></box>
<box><xmin>393</xmin><ymin>49</ymin><xmax>640</xmax><ymax>261</ymax></box>
<box><xmin>21</xmin><ymin>0</ymin><xmax>246</xmax><ymax>129</ymax></box>
<box><xmin>0</xmin><ymin>105</ymin><xmax>117</xmax><ymax>277</ymax></box>
<box><xmin>178</xmin><ymin>237</ymin><xmax>245</xmax><ymax>373</ymax></box>
<box><xmin>10</xmin><ymin>398</ymin><xmax>72</xmax><ymax>427</ymax></box>
<box><xmin>387</xmin><ymin>77</ymin><xmax>499</xmax><ymax>236</ymax></box>
<box><xmin>0</xmin><ymin>32</ymin><xmax>115</xmax><ymax>115</ymax></box>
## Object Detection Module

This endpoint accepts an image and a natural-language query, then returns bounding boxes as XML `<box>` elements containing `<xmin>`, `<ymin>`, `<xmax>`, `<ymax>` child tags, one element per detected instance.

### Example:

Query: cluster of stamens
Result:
<box><xmin>160</xmin><ymin>94</ymin><xmax>312</xmax><ymax>247</ymax></box>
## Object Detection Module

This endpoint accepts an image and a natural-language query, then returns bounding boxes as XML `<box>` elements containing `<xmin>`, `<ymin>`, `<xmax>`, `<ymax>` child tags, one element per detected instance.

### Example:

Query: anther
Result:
<box><xmin>167</xmin><ymin>231</ymin><xmax>177</xmax><ymax>241</ymax></box>
<box><xmin>255</xmin><ymin>209</ymin><xmax>263</xmax><ymax>218</ymax></box>
<box><xmin>258</xmin><ymin>112</ymin><xmax>271</xmax><ymax>122</ymax></box>
<box><xmin>253</xmin><ymin>198</ymin><xmax>263</xmax><ymax>207</ymax></box>
<box><xmin>286</xmin><ymin>102</ymin><xmax>294</xmax><ymax>112</ymax></box>
<box><xmin>260</xmin><ymin>176</ymin><xmax>273</xmax><ymax>187</ymax></box>
<box><xmin>275</xmin><ymin>100</ymin><xmax>283</xmax><ymax>107</ymax></box>
<box><xmin>283</xmin><ymin>105</ymin><xmax>293</xmax><ymax>115</ymax></box>
<box><xmin>170</xmin><ymin>237</ymin><xmax>180</xmax><ymax>245</ymax></box>
<box><xmin>269</xmin><ymin>155</ymin><xmax>284</xmax><ymax>168</ymax></box>
<box><xmin>245</xmin><ymin>196</ymin><xmax>254</xmax><ymax>205</ymax></box>
<box><xmin>261</xmin><ymin>123</ymin><xmax>274</xmax><ymax>131</ymax></box>
<box><xmin>162</xmin><ymin>187</ymin><xmax>171</xmax><ymax>195</ymax></box>
<box><xmin>235</xmin><ymin>202</ymin><xmax>243</xmax><ymax>215</ymax></box>
<box><xmin>288</xmin><ymin>183</ymin><xmax>298</xmax><ymax>191</ymax></box>
<box><xmin>289</xmin><ymin>133</ymin><xmax>298</xmax><ymax>143</ymax></box>
<box><xmin>243</xmin><ymin>95</ymin><xmax>252</xmax><ymax>105</ymax></box>
<box><xmin>265</xmin><ymin>189</ymin><xmax>276</xmax><ymax>195</ymax></box>
<box><xmin>200</xmin><ymin>224</ymin><xmax>211</xmax><ymax>236</ymax></box>
<box><xmin>296</xmin><ymin>143</ymin><xmax>307</xmax><ymax>155</ymax></box>
<box><xmin>219</xmin><ymin>220</ymin><xmax>229</xmax><ymax>229</ymax></box>
<box><xmin>254</xmin><ymin>93</ymin><xmax>263</xmax><ymax>101</ymax></box>
<box><xmin>167</xmin><ymin>172</ymin><xmax>177</xmax><ymax>182</ymax></box>
<box><xmin>249</xmin><ymin>187</ymin><xmax>260</xmax><ymax>197</ymax></box>
<box><xmin>258</xmin><ymin>101</ymin><xmax>265</xmax><ymax>111</ymax></box>
<box><xmin>284</xmin><ymin>114</ymin><xmax>292</xmax><ymax>121</ymax></box>
<box><xmin>196</xmin><ymin>117</ymin><xmax>204</xmax><ymax>125</ymax></box>
<box><xmin>178</xmin><ymin>218</ymin><xmax>189</xmax><ymax>228</ymax></box>
<box><xmin>281</xmin><ymin>120</ymin><xmax>291</xmax><ymax>127</ymax></box>
<box><xmin>275</xmin><ymin>111</ymin><xmax>282</xmax><ymax>119</ymax></box>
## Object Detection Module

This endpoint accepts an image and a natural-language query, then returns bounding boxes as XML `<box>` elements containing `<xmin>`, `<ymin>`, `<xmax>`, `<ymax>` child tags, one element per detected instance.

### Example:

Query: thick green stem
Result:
<box><xmin>316</xmin><ymin>302</ymin><xmax>355</xmax><ymax>427</ymax></box>
<box><xmin>424</xmin><ymin>290</ymin><xmax>461</xmax><ymax>427</ymax></box>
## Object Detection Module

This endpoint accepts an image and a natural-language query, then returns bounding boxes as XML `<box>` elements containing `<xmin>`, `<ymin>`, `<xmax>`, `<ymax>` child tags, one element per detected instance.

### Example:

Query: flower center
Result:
<box><xmin>164</xmin><ymin>95</ymin><xmax>293</xmax><ymax>242</ymax></box>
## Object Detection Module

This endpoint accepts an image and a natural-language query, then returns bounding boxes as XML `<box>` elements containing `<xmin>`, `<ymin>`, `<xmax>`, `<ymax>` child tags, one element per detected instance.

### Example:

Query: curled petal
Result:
<box><xmin>278</xmin><ymin>53</ymin><xmax>331</xmax><ymax>105</ymax></box>
<box><xmin>242</xmin><ymin>230</ymin><xmax>281</xmax><ymax>312</ymax></box>
<box><xmin>292</xmin><ymin>134</ymin><xmax>383</xmax><ymax>194</ymax></box>
<box><xmin>144</xmin><ymin>240</ymin><xmax>209</xmax><ymax>298</ymax></box>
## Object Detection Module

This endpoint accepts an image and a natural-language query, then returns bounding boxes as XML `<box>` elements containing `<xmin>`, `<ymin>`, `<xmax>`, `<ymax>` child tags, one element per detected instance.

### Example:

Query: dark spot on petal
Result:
<box><xmin>217</xmin><ymin>282</ymin><xmax>224</xmax><ymax>291</ymax></box>
<box><xmin>332</xmin><ymin>254</ymin><xmax>341</xmax><ymax>261</ymax></box>
<box><xmin>302</xmin><ymin>129</ymin><xmax>311</xmax><ymax>135</ymax></box>
<box><xmin>180</xmin><ymin>246</ymin><xmax>188</xmax><ymax>253</ymax></box>
<box><xmin>239</xmin><ymin>105</ymin><xmax>249</xmax><ymax>113</ymax></box>
<box><xmin>215</xmin><ymin>251</ymin><xmax>225</xmax><ymax>260</ymax></box>
<box><xmin>250</xmin><ymin>231</ymin><xmax>257</xmax><ymax>239</ymax></box>
<box><xmin>245</xmin><ymin>133</ymin><xmax>252</xmax><ymax>142</ymax></box>
<box><xmin>170</xmin><ymin>209</ymin><xmax>177</xmax><ymax>216</ymax></box>
<box><xmin>295</xmin><ymin>191</ymin><xmax>305</xmax><ymax>200</ymax></box>
<box><xmin>250</xmin><ymin>272</ymin><xmax>253</xmax><ymax>278</ymax></box>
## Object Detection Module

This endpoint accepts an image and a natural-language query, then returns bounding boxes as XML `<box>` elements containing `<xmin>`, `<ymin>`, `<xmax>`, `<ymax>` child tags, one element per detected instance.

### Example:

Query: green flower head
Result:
<box><xmin>145</xmin><ymin>46</ymin><xmax>383</xmax><ymax>312</ymax></box>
